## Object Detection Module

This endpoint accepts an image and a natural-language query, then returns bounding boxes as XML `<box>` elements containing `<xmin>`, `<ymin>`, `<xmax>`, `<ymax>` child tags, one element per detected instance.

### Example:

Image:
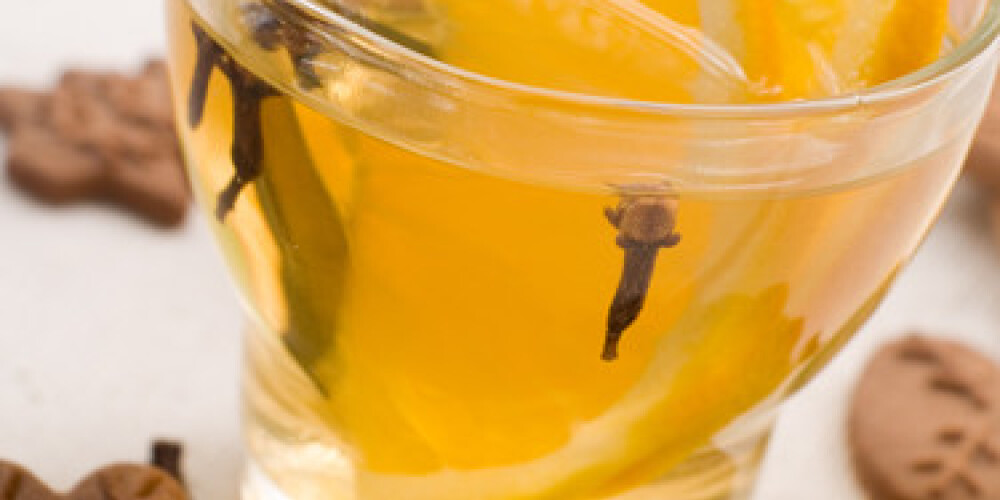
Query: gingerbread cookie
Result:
<box><xmin>0</xmin><ymin>62</ymin><xmax>189</xmax><ymax>227</ymax></box>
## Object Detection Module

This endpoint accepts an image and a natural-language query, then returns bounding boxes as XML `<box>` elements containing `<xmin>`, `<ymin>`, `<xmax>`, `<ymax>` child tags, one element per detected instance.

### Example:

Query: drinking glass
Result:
<box><xmin>166</xmin><ymin>1</ymin><xmax>1000</xmax><ymax>498</ymax></box>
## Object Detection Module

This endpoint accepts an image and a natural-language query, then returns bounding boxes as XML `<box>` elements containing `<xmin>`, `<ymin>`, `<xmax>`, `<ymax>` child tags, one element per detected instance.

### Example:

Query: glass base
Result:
<box><xmin>240</xmin><ymin>425</ymin><xmax>771</xmax><ymax>500</ymax></box>
<box><xmin>243</xmin><ymin>460</ymin><xmax>291</xmax><ymax>500</ymax></box>
<box><xmin>241</xmin><ymin>325</ymin><xmax>775</xmax><ymax>500</ymax></box>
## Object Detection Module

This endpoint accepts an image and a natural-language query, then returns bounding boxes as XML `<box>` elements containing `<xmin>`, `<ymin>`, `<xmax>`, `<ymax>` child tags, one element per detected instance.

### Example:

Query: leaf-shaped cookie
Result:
<box><xmin>850</xmin><ymin>336</ymin><xmax>1000</xmax><ymax>500</ymax></box>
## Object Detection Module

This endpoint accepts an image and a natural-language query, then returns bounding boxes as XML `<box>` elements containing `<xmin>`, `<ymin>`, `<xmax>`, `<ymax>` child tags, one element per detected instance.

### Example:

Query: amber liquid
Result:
<box><xmin>168</xmin><ymin>1</ymin><xmax>973</xmax><ymax>498</ymax></box>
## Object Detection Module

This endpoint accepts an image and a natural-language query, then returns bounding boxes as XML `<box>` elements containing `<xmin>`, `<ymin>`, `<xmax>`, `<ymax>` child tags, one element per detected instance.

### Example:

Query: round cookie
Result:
<box><xmin>849</xmin><ymin>336</ymin><xmax>1000</xmax><ymax>500</ymax></box>
<box><xmin>966</xmin><ymin>74</ymin><xmax>1000</xmax><ymax>192</ymax></box>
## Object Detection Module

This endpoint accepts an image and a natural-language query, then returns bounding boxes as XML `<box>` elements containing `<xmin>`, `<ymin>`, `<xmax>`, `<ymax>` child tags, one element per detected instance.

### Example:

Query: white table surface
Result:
<box><xmin>3</xmin><ymin>2</ymin><xmax>1000</xmax><ymax>499</ymax></box>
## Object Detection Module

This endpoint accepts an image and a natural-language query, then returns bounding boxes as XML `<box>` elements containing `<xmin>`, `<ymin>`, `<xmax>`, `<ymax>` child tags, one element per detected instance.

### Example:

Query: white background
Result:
<box><xmin>2</xmin><ymin>1</ymin><xmax>1000</xmax><ymax>499</ymax></box>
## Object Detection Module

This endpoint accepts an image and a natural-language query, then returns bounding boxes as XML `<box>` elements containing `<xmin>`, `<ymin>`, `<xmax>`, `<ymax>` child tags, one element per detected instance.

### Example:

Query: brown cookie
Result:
<box><xmin>0</xmin><ymin>62</ymin><xmax>190</xmax><ymax>227</ymax></box>
<box><xmin>990</xmin><ymin>199</ymin><xmax>1000</xmax><ymax>250</ymax></box>
<box><xmin>47</xmin><ymin>78</ymin><xmax>119</xmax><ymax>149</ymax></box>
<box><xmin>849</xmin><ymin>336</ymin><xmax>1000</xmax><ymax>500</ymax></box>
<box><xmin>6</xmin><ymin>126</ymin><xmax>106</xmax><ymax>204</ymax></box>
<box><xmin>0</xmin><ymin>88</ymin><xmax>48</xmax><ymax>132</ymax></box>
<box><xmin>72</xmin><ymin>464</ymin><xmax>188</xmax><ymax>500</ymax></box>
<box><xmin>108</xmin><ymin>156</ymin><xmax>189</xmax><ymax>227</ymax></box>
<box><xmin>0</xmin><ymin>463</ymin><xmax>186</xmax><ymax>500</ymax></box>
<box><xmin>966</xmin><ymin>69</ymin><xmax>1000</xmax><ymax>191</ymax></box>
<box><xmin>104</xmin><ymin>61</ymin><xmax>175</xmax><ymax>131</ymax></box>
<box><xmin>0</xmin><ymin>441</ymin><xmax>187</xmax><ymax>500</ymax></box>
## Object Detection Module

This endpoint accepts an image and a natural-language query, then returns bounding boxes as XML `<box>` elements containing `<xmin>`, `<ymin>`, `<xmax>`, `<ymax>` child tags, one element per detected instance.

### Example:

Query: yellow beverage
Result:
<box><xmin>165</xmin><ymin>0</ymin><xmax>998</xmax><ymax>498</ymax></box>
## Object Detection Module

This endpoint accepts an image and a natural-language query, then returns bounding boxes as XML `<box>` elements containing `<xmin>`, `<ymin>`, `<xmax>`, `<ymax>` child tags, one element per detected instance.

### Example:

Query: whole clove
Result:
<box><xmin>150</xmin><ymin>440</ymin><xmax>186</xmax><ymax>486</ymax></box>
<box><xmin>188</xmin><ymin>22</ymin><xmax>279</xmax><ymax>220</ymax></box>
<box><xmin>240</xmin><ymin>3</ymin><xmax>326</xmax><ymax>89</ymax></box>
<box><xmin>240</xmin><ymin>0</ymin><xmax>434</xmax><ymax>90</ymax></box>
<box><xmin>602</xmin><ymin>191</ymin><xmax>682</xmax><ymax>361</ymax></box>
<box><xmin>191</xmin><ymin>1</ymin><xmax>436</xmax><ymax>221</ymax></box>
<box><xmin>218</xmin><ymin>66</ymin><xmax>279</xmax><ymax>220</ymax></box>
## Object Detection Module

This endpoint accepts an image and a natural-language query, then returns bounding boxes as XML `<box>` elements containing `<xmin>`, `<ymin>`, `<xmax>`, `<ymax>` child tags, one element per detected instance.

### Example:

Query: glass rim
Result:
<box><xmin>283</xmin><ymin>0</ymin><xmax>1000</xmax><ymax>117</ymax></box>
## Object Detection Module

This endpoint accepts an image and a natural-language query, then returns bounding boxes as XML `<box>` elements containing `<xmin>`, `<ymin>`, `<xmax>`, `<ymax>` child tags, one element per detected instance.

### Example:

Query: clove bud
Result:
<box><xmin>602</xmin><ymin>192</ymin><xmax>681</xmax><ymax>361</ymax></box>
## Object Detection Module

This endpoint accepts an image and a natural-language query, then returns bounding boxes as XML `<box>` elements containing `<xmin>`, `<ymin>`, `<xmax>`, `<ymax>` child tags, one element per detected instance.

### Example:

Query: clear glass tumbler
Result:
<box><xmin>166</xmin><ymin>1</ymin><xmax>1000</xmax><ymax>498</ymax></box>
